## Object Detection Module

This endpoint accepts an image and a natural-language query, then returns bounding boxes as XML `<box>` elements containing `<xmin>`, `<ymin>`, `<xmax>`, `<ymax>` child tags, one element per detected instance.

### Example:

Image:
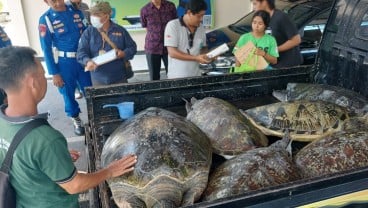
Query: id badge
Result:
<box><xmin>99</xmin><ymin>50</ymin><xmax>106</xmax><ymax>55</ymax></box>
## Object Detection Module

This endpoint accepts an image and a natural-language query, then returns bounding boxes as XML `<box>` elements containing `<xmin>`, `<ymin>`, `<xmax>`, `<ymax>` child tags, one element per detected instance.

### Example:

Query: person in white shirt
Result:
<box><xmin>164</xmin><ymin>0</ymin><xmax>213</xmax><ymax>79</ymax></box>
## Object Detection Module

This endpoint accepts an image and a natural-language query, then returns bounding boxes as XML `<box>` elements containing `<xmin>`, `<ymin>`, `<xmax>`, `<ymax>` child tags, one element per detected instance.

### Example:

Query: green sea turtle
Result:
<box><xmin>241</xmin><ymin>100</ymin><xmax>350</xmax><ymax>142</ymax></box>
<box><xmin>295</xmin><ymin>116</ymin><xmax>368</xmax><ymax>178</ymax></box>
<box><xmin>272</xmin><ymin>83</ymin><xmax>368</xmax><ymax>116</ymax></box>
<box><xmin>101</xmin><ymin>107</ymin><xmax>212</xmax><ymax>208</ymax></box>
<box><xmin>185</xmin><ymin>97</ymin><xmax>268</xmax><ymax>159</ymax></box>
<box><xmin>202</xmin><ymin>132</ymin><xmax>300</xmax><ymax>202</ymax></box>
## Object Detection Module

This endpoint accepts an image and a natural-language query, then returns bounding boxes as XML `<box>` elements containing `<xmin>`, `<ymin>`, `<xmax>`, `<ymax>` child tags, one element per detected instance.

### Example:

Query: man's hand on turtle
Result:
<box><xmin>107</xmin><ymin>154</ymin><xmax>137</xmax><ymax>179</ymax></box>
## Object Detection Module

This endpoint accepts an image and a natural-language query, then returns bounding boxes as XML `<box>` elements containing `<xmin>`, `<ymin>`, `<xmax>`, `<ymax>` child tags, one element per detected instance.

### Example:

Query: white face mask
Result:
<box><xmin>91</xmin><ymin>16</ymin><xmax>103</xmax><ymax>29</ymax></box>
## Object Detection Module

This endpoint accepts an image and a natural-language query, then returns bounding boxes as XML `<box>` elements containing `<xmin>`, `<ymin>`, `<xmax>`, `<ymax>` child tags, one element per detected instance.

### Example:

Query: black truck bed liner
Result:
<box><xmin>85</xmin><ymin>0</ymin><xmax>368</xmax><ymax>206</ymax></box>
<box><xmin>85</xmin><ymin>67</ymin><xmax>317</xmax><ymax>208</ymax></box>
<box><xmin>85</xmin><ymin>66</ymin><xmax>367</xmax><ymax>207</ymax></box>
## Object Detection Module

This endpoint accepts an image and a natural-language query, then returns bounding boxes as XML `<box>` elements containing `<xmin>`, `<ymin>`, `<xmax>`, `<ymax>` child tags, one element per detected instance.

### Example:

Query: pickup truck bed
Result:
<box><xmin>85</xmin><ymin>0</ymin><xmax>368</xmax><ymax>207</ymax></box>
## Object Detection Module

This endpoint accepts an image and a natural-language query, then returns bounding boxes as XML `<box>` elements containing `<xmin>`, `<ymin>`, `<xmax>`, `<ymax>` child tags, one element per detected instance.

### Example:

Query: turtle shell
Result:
<box><xmin>203</xmin><ymin>135</ymin><xmax>300</xmax><ymax>202</ymax></box>
<box><xmin>342</xmin><ymin>115</ymin><xmax>368</xmax><ymax>131</ymax></box>
<box><xmin>242</xmin><ymin>100</ymin><xmax>349</xmax><ymax>142</ymax></box>
<box><xmin>185</xmin><ymin>97</ymin><xmax>268</xmax><ymax>158</ymax></box>
<box><xmin>272</xmin><ymin>83</ymin><xmax>368</xmax><ymax>116</ymax></box>
<box><xmin>295</xmin><ymin>118</ymin><xmax>368</xmax><ymax>178</ymax></box>
<box><xmin>101</xmin><ymin>107</ymin><xmax>212</xmax><ymax>208</ymax></box>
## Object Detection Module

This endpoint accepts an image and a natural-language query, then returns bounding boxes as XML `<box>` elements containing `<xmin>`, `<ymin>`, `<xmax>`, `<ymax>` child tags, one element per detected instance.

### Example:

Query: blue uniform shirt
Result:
<box><xmin>0</xmin><ymin>27</ymin><xmax>11</xmax><ymax>48</ymax></box>
<box><xmin>77</xmin><ymin>21</ymin><xmax>137</xmax><ymax>84</ymax></box>
<box><xmin>39</xmin><ymin>5</ymin><xmax>87</xmax><ymax>75</ymax></box>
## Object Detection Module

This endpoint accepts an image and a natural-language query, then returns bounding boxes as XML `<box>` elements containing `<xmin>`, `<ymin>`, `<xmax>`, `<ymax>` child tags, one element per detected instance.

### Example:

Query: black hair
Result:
<box><xmin>253</xmin><ymin>10</ymin><xmax>271</xmax><ymax>28</ymax></box>
<box><xmin>265</xmin><ymin>0</ymin><xmax>275</xmax><ymax>10</ymax></box>
<box><xmin>254</xmin><ymin>0</ymin><xmax>275</xmax><ymax>10</ymax></box>
<box><xmin>185</xmin><ymin>0</ymin><xmax>207</xmax><ymax>15</ymax></box>
<box><xmin>0</xmin><ymin>46</ymin><xmax>37</xmax><ymax>91</ymax></box>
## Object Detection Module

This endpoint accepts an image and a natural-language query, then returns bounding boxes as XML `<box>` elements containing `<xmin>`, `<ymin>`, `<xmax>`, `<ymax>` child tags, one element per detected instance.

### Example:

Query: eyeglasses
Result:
<box><xmin>188</xmin><ymin>32</ymin><xmax>194</xmax><ymax>48</ymax></box>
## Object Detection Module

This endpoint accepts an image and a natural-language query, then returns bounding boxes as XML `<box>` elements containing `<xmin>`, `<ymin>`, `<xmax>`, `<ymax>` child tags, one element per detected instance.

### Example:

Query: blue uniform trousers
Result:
<box><xmin>57</xmin><ymin>57</ymin><xmax>91</xmax><ymax>117</ymax></box>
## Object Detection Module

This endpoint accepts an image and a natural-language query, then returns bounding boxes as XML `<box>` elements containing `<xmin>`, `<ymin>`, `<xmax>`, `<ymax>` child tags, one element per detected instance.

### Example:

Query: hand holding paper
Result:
<box><xmin>85</xmin><ymin>49</ymin><xmax>118</xmax><ymax>72</ymax></box>
<box><xmin>92</xmin><ymin>49</ymin><xmax>117</xmax><ymax>66</ymax></box>
<box><xmin>206</xmin><ymin>43</ymin><xmax>230</xmax><ymax>58</ymax></box>
<box><xmin>233</xmin><ymin>41</ymin><xmax>268</xmax><ymax>70</ymax></box>
<box><xmin>233</xmin><ymin>41</ymin><xmax>256</xmax><ymax>64</ymax></box>
<box><xmin>197</xmin><ymin>54</ymin><xmax>212</xmax><ymax>64</ymax></box>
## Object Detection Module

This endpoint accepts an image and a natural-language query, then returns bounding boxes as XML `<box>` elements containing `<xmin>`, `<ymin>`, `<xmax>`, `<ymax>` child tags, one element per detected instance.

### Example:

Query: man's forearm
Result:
<box><xmin>278</xmin><ymin>35</ymin><xmax>301</xmax><ymax>52</ymax></box>
<box><xmin>59</xmin><ymin>169</ymin><xmax>111</xmax><ymax>194</ymax></box>
<box><xmin>167</xmin><ymin>47</ymin><xmax>198</xmax><ymax>62</ymax></box>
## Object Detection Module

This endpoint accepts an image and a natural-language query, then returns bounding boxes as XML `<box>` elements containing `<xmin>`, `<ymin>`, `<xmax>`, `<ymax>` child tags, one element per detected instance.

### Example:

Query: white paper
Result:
<box><xmin>92</xmin><ymin>49</ymin><xmax>117</xmax><ymax>66</ymax></box>
<box><xmin>206</xmin><ymin>43</ymin><xmax>229</xmax><ymax>58</ymax></box>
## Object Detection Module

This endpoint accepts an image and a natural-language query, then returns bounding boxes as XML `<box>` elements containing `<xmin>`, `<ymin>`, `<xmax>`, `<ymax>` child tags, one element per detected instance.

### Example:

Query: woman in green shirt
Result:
<box><xmin>233</xmin><ymin>10</ymin><xmax>278</xmax><ymax>72</ymax></box>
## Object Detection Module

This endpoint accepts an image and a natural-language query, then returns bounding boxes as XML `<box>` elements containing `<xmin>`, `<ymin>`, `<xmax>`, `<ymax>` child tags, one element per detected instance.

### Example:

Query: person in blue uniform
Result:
<box><xmin>0</xmin><ymin>26</ymin><xmax>12</xmax><ymax>105</ymax></box>
<box><xmin>39</xmin><ymin>0</ymin><xmax>91</xmax><ymax>136</ymax></box>
<box><xmin>66</xmin><ymin>0</ymin><xmax>91</xmax><ymax>99</ymax></box>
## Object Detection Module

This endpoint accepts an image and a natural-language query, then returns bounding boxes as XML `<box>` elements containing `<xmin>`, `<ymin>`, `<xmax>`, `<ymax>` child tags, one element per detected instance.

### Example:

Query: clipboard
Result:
<box><xmin>206</xmin><ymin>43</ymin><xmax>229</xmax><ymax>58</ymax></box>
<box><xmin>92</xmin><ymin>49</ymin><xmax>117</xmax><ymax>66</ymax></box>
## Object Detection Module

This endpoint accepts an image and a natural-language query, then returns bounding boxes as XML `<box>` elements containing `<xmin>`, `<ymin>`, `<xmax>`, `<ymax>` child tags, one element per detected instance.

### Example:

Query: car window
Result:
<box><xmin>286</xmin><ymin>1</ymin><xmax>331</xmax><ymax>28</ymax></box>
<box><xmin>229</xmin><ymin>1</ymin><xmax>332</xmax><ymax>35</ymax></box>
<box><xmin>228</xmin><ymin>11</ymin><xmax>254</xmax><ymax>35</ymax></box>
<box><xmin>300</xmin><ymin>10</ymin><xmax>330</xmax><ymax>48</ymax></box>
<box><xmin>228</xmin><ymin>1</ymin><xmax>291</xmax><ymax>34</ymax></box>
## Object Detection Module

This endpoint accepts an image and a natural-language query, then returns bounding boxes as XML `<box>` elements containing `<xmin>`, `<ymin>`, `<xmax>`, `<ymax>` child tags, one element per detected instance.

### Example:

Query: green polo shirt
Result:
<box><xmin>0</xmin><ymin>105</ymin><xmax>78</xmax><ymax>208</ymax></box>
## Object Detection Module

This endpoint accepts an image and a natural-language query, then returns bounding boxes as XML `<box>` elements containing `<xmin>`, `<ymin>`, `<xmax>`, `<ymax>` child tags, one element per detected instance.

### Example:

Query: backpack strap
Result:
<box><xmin>99</xmin><ymin>31</ymin><xmax>118</xmax><ymax>50</ymax></box>
<box><xmin>0</xmin><ymin>118</ymin><xmax>49</xmax><ymax>173</ymax></box>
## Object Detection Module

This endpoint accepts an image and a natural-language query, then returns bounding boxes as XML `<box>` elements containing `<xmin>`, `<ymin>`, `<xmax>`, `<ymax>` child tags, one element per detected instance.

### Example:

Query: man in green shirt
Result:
<box><xmin>0</xmin><ymin>46</ymin><xmax>137</xmax><ymax>207</ymax></box>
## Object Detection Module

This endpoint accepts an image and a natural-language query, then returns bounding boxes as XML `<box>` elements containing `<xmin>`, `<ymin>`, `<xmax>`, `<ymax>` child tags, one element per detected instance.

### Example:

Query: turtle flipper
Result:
<box><xmin>152</xmin><ymin>200</ymin><xmax>176</xmax><ymax>208</ymax></box>
<box><xmin>270</xmin><ymin>129</ymin><xmax>292</xmax><ymax>157</ymax></box>
<box><xmin>359</xmin><ymin>104</ymin><xmax>368</xmax><ymax>116</ymax></box>
<box><xmin>283</xmin><ymin>129</ymin><xmax>293</xmax><ymax>157</ymax></box>
<box><xmin>183</xmin><ymin>97</ymin><xmax>198</xmax><ymax>114</ymax></box>
<box><xmin>272</xmin><ymin>90</ymin><xmax>288</xmax><ymax>101</ymax></box>
<box><xmin>183</xmin><ymin>98</ymin><xmax>192</xmax><ymax>114</ymax></box>
<box><xmin>286</xmin><ymin>136</ymin><xmax>293</xmax><ymax>157</ymax></box>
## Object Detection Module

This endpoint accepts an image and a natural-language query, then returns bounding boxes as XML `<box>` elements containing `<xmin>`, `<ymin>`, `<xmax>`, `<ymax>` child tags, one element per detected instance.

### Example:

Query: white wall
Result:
<box><xmin>214</xmin><ymin>0</ymin><xmax>251</xmax><ymax>30</ymax></box>
<box><xmin>7</xmin><ymin>0</ymin><xmax>251</xmax><ymax>53</ymax></box>
<box><xmin>21</xmin><ymin>0</ymin><xmax>49</xmax><ymax>55</ymax></box>
<box><xmin>131</xmin><ymin>0</ymin><xmax>251</xmax><ymax>50</ymax></box>
<box><xmin>3</xmin><ymin>0</ymin><xmax>49</xmax><ymax>55</ymax></box>
<box><xmin>3</xmin><ymin>0</ymin><xmax>29</xmax><ymax>47</ymax></box>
